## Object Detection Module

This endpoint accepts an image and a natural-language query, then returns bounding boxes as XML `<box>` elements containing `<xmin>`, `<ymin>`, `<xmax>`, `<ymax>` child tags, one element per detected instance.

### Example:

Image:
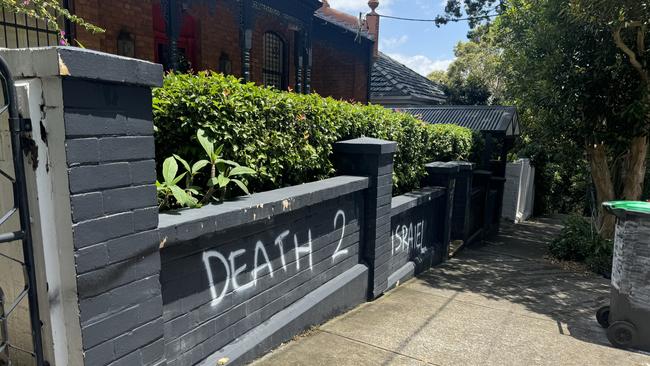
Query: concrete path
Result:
<box><xmin>251</xmin><ymin>218</ymin><xmax>650</xmax><ymax>366</ymax></box>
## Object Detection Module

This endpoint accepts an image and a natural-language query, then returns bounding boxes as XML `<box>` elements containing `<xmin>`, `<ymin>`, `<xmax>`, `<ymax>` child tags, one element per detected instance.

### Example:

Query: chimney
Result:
<box><xmin>366</xmin><ymin>0</ymin><xmax>380</xmax><ymax>58</ymax></box>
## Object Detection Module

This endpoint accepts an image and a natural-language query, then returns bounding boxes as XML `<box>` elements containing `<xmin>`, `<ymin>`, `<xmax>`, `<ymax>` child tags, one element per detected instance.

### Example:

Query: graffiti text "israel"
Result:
<box><xmin>392</xmin><ymin>220</ymin><xmax>425</xmax><ymax>255</ymax></box>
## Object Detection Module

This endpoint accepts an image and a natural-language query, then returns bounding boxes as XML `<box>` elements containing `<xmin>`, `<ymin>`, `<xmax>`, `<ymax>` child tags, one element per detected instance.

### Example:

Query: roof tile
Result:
<box><xmin>371</xmin><ymin>53</ymin><xmax>446</xmax><ymax>103</ymax></box>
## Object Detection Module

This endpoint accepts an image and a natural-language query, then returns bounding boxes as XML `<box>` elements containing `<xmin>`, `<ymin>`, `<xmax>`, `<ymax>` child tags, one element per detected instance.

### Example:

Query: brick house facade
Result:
<box><xmin>312</xmin><ymin>3</ymin><xmax>373</xmax><ymax>102</ymax></box>
<box><xmin>65</xmin><ymin>0</ymin><xmax>373</xmax><ymax>102</ymax></box>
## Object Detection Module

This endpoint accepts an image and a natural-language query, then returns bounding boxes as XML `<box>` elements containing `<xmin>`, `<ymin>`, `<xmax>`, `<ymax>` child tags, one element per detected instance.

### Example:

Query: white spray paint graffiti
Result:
<box><xmin>332</xmin><ymin>210</ymin><xmax>348</xmax><ymax>262</ymax></box>
<box><xmin>294</xmin><ymin>231</ymin><xmax>313</xmax><ymax>271</ymax></box>
<box><xmin>392</xmin><ymin>220</ymin><xmax>426</xmax><ymax>256</ymax></box>
<box><xmin>275</xmin><ymin>230</ymin><xmax>290</xmax><ymax>272</ymax></box>
<box><xmin>202</xmin><ymin>251</ymin><xmax>230</xmax><ymax>307</ymax></box>
<box><xmin>203</xmin><ymin>210</ymin><xmax>349</xmax><ymax>306</ymax></box>
<box><xmin>252</xmin><ymin>240</ymin><xmax>273</xmax><ymax>285</ymax></box>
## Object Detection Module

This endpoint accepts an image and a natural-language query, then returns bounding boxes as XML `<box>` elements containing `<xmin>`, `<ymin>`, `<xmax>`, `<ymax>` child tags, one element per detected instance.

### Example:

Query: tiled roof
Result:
<box><xmin>398</xmin><ymin>105</ymin><xmax>520</xmax><ymax>136</ymax></box>
<box><xmin>314</xmin><ymin>4</ymin><xmax>373</xmax><ymax>40</ymax></box>
<box><xmin>371</xmin><ymin>53</ymin><xmax>446</xmax><ymax>104</ymax></box>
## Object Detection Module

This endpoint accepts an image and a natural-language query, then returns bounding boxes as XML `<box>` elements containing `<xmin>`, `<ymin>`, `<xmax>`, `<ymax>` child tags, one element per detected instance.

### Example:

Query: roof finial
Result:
<box><xmin>368</xmin><ymin>0</ymin><xmax>379</xmax><ymax>14</ymax></box>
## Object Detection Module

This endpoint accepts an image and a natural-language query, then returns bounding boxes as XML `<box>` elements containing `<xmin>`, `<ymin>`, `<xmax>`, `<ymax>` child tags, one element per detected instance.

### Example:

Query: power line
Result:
<box><xmin>376</xmin><ymin>13</ymin><xmax>500</xmax><ymax>23</ymax></box>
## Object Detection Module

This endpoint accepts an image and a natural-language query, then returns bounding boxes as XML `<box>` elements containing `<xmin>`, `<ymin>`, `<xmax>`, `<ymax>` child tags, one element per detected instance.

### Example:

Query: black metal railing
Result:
<box><xmin>0</xmin><ymin>55</ymin><xmax>45</xmax><ymax>365</ymax></box>
<box><xmin>0</xmin><ymin>1</ymin><xmax>70</xmax><ymax>48</ymax></box>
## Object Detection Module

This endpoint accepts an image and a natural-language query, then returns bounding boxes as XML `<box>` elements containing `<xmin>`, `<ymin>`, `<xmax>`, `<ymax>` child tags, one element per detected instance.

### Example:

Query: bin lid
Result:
<box><xmin>603</xmin><ymin>201</ymin><xmax>650</xmax><ymax>218</ymax></box>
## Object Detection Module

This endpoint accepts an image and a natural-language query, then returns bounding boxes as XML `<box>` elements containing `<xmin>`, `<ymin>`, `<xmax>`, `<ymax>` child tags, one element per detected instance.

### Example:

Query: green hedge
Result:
<box><xmin>153</xmin><ymin>72</ymin><xmax>473</xmax><ymax>195</ymax></box>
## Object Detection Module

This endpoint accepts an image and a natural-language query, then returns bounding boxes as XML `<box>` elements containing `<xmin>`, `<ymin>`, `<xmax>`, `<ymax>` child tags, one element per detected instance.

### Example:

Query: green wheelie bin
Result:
<box><xmin>596</xmin><ymin>201</ymin><xmax>650</xmax><ymax>351</ymax></box>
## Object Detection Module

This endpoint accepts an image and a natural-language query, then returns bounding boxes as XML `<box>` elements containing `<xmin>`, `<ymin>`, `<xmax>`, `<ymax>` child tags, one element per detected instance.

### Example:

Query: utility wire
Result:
<box><xmin>376</xmin><ymin>13</ymin><xmax>500</xmax><ymax>23</ymax></box>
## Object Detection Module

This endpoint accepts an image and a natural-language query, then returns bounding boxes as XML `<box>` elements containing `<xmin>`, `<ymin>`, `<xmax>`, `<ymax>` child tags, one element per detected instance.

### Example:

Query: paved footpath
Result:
<box><xmin>251</xmin><ymin>218</ymin><xmax>650</xmax><ymax>366</ymax></box>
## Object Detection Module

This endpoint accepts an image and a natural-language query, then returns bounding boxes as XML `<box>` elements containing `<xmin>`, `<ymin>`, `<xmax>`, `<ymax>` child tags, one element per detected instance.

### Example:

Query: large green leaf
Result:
<box><xmin>231</xmin><ymin>178</ymin><xmax>250</xmax><ymax>195</ymax></box>
<box><xmin>162</xmin><ymin>157</ymin><xmax>178</xmax><ymax>185</ymax></box>
<box><xmin>171</xmin><ymin>172</ymin><xmax>187</xmax><ymax>186</ymax></box>
<box><xmin>170</xmin><ymin>185</ymin><xmax>198</xmax><ymax>207</ymax></box>
<box><xmin>216</xmin><ymin>158</ymin><xmax>239</xmax><ymax>167</ymax></box>
<box><xmin>192</xmin><ymin>160</ymin><xmax>210</xmax><ymax>174</ymax></box>
<box><xmin>197</xmin><ymin>129</ymin><xmax>214</xmax><ymax>162</ymax></box>
<box><xmin>229</xmin><ymin>166</ymin><xmax>256</xmax><ymax>177</ymax></box>
<box><xmin>215</xmin><ymin>144</ymin><xmax>224</xmax><ymax>158</ymax></box>
<box><xmin>217</xmin><ymin>174</ymin><xmax>230</xmax><ymax>188</ymax></box>
<box><xmin>173</xmin><ymin>154</ymin><xmax>191</xmax><ymax>174</ymax></box>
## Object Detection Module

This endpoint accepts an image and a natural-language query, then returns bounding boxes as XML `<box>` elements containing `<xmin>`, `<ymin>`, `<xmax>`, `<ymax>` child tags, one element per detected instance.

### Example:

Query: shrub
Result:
<box><xmin>153</xmin><ymin>72</ymin><xmax>473</xmax><ymax>195</ymax></box>
<box><xmin>156</xmin><ymin>130</ymin><xmax>256</xmax><ymax>211</ymax></box>
<box><xmin>549</xmin><ymin>215</ymin><xmax>613</xmax><ymax>276</ymax></box>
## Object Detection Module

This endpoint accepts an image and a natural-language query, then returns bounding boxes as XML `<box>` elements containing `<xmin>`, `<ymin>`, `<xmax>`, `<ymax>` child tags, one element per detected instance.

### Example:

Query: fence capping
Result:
<box><xmin>333</xmin><ymin>137</ymin><xmax>397</xmax><ymax>155</ymax></box>
<box><xmin>391</xmin><ymin>187</ymin><xmax>446</xmax><ymax>216</ymax></box>
<box><xmin>157</xmin><ymin>175</ymin><xmax>369</xmax><ymax>247</ymax></box>
<box><xmin>474</xmin><ymin>169</ymin><xmax>492</xmax><ymax>175</ymax></box>
<box><xmin>425</xmin><ymin>161</ymin><xmax>461</xmax><ymax>175</ymax></box>
<box><xmin>0</xmin><ymin>47</ymin><xmax>163</xmax><ymax>87</ymax></box>
<box><xmin>452</xmin><ymin>161</ymin><xmax>476</xmax><ymax>171</ymax></box>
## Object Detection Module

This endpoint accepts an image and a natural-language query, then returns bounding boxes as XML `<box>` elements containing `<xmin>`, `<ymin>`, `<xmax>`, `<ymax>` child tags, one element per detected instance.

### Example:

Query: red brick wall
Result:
<box><xmin>185</xmin><ymin>1</ymin><xmax>242</xmax><ymax>73</ymax></box>
<box><xmin>73</xmin><ymin>0</ymin><xmax>241</xmax><ymax>72</ymax></box>
<box><xmin>311</xmin><ymin>41</ymin><xmax>369</xmax><ymax>103</ymax></box>
<box><xmin>71</xmin><ymin>0</ymin><xmax>371</xmax><ymax>101</ymax></box>
<box><xmin>72</xmin><ymin>0</ymin><xmax>155</xmax><ymax>62</ymax></box>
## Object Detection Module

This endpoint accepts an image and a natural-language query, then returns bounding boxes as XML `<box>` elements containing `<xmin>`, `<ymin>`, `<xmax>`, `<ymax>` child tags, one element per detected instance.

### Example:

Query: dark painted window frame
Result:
<box><xmin>262</xmin><ymin>31</ymin><xmax>288</xmax><ymax>90</ymax></box>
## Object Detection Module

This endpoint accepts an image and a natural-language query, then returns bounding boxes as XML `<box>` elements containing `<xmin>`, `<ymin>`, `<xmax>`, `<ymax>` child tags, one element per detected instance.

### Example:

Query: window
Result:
<box><xmin>262</xmin><ymin>32</ymin><xmax>285</xmax><ymax>89</ymax></box>
<box><xmin>117</xmin><ymin>31</ymin><xmax>135</xmax><ymax>58</ymax></box>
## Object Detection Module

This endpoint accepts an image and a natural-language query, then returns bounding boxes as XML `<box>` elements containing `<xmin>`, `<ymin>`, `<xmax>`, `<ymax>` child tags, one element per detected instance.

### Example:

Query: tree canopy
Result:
<box><xmin>428</xmin><ymin>33</ymin><xmax>503</xmax><ymax>105</ymax></box>
<box><xmin>434</xmin><ymin>0</ymin><xmax>648</xmax><ymax>236</ymax></box>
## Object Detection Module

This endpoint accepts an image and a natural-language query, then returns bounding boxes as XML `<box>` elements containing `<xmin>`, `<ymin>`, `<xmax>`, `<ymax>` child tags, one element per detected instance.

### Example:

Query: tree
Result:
<box><xmin>427</xmin><ymin>34</ymin><xmax>504</xmax><ymax>105</ymax></box>
<box><xmin>0</xmin><ymin>0</ymin><xmax>103</xmax><ymax>43</ymax></box>
<box><xmin>569</xmin><ymin>1</ymin><xmax>650</xmax><ymax>203</ymax></box>
<box><xmin>437</xmin><ymin>0</ymin><xmax>648</xmax><ymax>237</ymax></box>
<box><xmin>427</xmin><ymin>70</ymin><xmax>448</xmax><ymax>85</ymax></box>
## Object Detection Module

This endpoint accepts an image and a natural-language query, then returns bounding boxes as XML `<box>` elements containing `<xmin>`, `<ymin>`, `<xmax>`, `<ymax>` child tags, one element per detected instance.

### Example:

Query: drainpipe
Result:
<box><xmin>366</xmin><ymin>39</ymin><xmax>372</xmax><ymax>104</ymax></box>
<box><xmin>164</xmin><ymin>0</ymin><xmax>181</xmax><ymax>71</ymax></box>
<box><xmin>366</xmin><ymin>0</ymin><xmax>380</xmax><ymax>104</ymax></box>
<box><xmin>241</xmin><ymin>0</ymin><xmax>252</xmax><ymax>82</ymax></box>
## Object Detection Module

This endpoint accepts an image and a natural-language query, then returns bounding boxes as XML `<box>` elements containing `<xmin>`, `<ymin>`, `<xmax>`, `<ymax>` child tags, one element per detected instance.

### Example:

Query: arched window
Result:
<box><xmin>262</xmin><ymin>32</ymin><xmax>285</xmax><ymax>89</ymax></box>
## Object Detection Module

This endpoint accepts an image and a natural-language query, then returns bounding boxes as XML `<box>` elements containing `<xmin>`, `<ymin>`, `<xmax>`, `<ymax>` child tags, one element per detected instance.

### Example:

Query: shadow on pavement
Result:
<box><xmin>416</xmin><ymin>217</ymin><xmax>612</xmax><ymax>348</ymax></box>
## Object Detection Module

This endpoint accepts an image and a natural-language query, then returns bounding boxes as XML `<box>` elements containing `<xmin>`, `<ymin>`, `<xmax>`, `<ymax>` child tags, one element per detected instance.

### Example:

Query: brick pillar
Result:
<box><xmin>426</xmin><ymin>162</ymin><xmax>460</xmax><ymax>263</ymax></box>
<box><xmin>450</xmin><ymin>162</ymin><xmax>475</xmax><ymax>244</ymax></box>
<box><xmin>333</xmin><ymin>137</ymin><xmax>396</xmax><ymax>300</ymax></box>
<box><xmin>2</xmin><ymin>47</ymin><xmax>164</xmax><ymax>366</ymax></box>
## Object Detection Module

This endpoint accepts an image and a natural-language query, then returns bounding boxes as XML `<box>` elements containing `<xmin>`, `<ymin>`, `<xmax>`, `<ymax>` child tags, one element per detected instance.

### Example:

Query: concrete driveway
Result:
<box><xmin>251</xmin><ymin>218</ymin><xmax>650</xmax><ymax>366</ymax></box>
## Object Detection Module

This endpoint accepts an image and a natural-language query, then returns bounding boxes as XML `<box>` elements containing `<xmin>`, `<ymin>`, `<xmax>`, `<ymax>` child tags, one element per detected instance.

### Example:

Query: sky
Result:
<box><xmin>326</xmin><ymin>0</ymin><xmax>471</xmax><ymax>76</ymax></box>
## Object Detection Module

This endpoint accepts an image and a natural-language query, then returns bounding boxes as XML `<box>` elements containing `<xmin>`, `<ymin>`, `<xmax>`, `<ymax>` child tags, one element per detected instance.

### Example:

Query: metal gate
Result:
<box><xmin>0</xmin><ymin>56</ymin><xmax>45</xmax><ymax>365</ymax></box>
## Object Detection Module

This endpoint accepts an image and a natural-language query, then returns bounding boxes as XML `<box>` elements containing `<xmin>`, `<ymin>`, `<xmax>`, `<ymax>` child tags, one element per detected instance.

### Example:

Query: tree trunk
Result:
<box><xmin>622</xmin><ymin>135</ymin><xmax>648</xmax><ymax>201</ymax></box>
<box><xmin>586</xmin><ymin>142</ymin><xmax>616</xmax><ymax>238</ymax></box>
<box><xmin>613</xmin><ymin>24</ymin><xmax>649</xmax><ymax>202</ymax></box>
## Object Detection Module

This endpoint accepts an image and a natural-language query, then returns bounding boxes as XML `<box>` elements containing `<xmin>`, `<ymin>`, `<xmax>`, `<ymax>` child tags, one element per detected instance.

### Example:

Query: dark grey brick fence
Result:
<box><xmin>3</xmin><ymin>47</ymin><xmax>165</xmax><ymax>366</ymax></box>
<box><xmin>157</xmin><ymin>177</ymin><xmax>369</xmax><ymax>365</ymax></box>
<box><xmin>2</xmin><ymin>47</ymin><xmax>503</xmax><ymax>366</ymax></box>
